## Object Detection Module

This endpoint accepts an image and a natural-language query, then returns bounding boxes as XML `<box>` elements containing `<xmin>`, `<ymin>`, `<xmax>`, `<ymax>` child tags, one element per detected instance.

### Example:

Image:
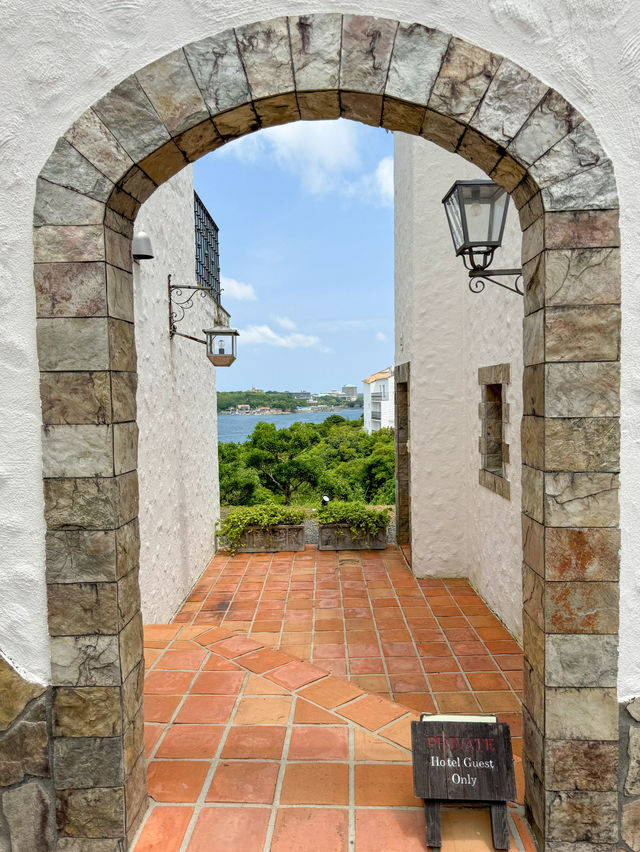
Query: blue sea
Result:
<box><xmin>218</xmin><ymin>409</ymin><xmax>364</xmax><ymax>443</ymax></box>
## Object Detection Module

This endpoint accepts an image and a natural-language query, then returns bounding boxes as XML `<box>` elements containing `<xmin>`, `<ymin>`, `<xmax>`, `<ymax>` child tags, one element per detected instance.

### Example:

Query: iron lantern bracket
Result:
<box><xmin>168</xmin><ymin>273</ymin><xmax>219</xmax><ymax>340</ymax></box>
<box><xmin>468</xmin><ymin>268</ymin><xmax>523</xmax><ymax>296</ymax></box>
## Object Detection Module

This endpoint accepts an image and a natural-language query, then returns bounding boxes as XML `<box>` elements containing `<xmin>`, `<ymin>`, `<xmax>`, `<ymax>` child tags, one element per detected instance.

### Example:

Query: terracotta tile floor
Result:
<box><xmin>135</xmin><ymin>545</ymin><xmax>533</xmax><ymax>851</ymax></box>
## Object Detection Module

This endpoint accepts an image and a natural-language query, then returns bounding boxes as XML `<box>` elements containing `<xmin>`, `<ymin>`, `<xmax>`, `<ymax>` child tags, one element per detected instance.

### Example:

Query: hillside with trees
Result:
<box><xmin>217</xmin><ymin>390</ymin><xmax>363</xmax><ymax>411</ymax></box>
<box><xmin>218</xmin><ymin>415</ymin><xmax>394</xmax><ymax>506</ymax></box>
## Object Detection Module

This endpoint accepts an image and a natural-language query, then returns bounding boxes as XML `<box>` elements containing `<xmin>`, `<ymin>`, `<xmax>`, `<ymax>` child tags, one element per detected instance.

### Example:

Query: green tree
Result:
<box><xmin>245</xmin><ymin>422</ymin><xmax>321</xmax><ymax>504</ymax></box>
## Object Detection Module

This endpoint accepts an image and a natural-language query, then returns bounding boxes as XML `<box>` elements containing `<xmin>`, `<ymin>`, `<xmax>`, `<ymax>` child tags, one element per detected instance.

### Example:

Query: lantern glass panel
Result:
<box><xmin>443</xmin><ymin>192</ymin><xmax>465</xmax><ymax>253</ymax></box>
<box><xmin>460</xmin><ymin>182</ymin><xmax>508</xmax><ymax>247</ymax></box>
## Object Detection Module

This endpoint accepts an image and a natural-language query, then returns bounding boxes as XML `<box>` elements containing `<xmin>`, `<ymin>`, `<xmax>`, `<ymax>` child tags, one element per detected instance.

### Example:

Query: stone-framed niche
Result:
<box><xmin>478</xmin><ymin>363</ymin><xmax>510</xmax><ymax>499</ymax></box>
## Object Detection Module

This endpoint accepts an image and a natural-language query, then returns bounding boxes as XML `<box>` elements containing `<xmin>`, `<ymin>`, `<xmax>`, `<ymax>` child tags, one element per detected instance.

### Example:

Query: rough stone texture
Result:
<box><xmin>46</xmin><ymin>530</ymin><xmax>117</xmax><ymax>584</ymax></box>
<box><xmin>53</xmin><ymin>687</ymin><xmax>122</xmax><ymax>738</ymax></box>
<box><xmin>47</xmin><ymin>583</ymin><xmax>118</xmax><ymax>636</ymax></box>
<box><xmin>471</xmin><ymin>58</ymin><xmax>547</xmax><ymax>146</ymax></box>
<box><xmin>545</xmin><ymin>417</ymin><xmax>620</xmax><ymax>472</ymax></box>
<box><xmin>34</xmin><ymin>180</ymin><xmax>105</xmax><ymax>228</ymax></box>
<box><xmin>40</xmin><ymin>138</ymin><xmax>113</xmax><ymax>202</ymax></box>
<box><xmin>118</xmin><ymin>613</ymin><xmax>143</xmax><ymax>681</ymax></box>
<box><xmin>136</xmin><ymin>49</ymin><xmax>208</xmax><ymax>135</ymax></box>
<box><xmin>523</xmin><ymin>565</ymin><xmax>544</xmax><ymax>630</ymax></box>
<box><xmin>522</xmin><ymin>514</ymin><xmax>543</xmax><ymax>575</ymax></box>
<box><xmin>547</xmin><ymin>791</ymin><xmax>618</xmax><ymax>843</ymax></box>
<box><xmin>37</xmin><ymin>318</ymin><xmax>109</xmax><ymax>372</ymax></box>
<box><xmin>111</xmin><ymin>372</ymin><xmax>137</xmax><ymax>423</ymax></box>
<box><xmin>623</xmin><ymin>796</ymin><xmax>640</xmax><ymax>850</ymax></box>
<box><xmin>56</xmin><ymin>786</ymin><xmax>125</xmax><ymax>839</ymax></box>
<box><xmin>546</xmin><ymin>688</ymin><xmax>618</xmax><ymax>740</ymax></box>
<box><xmin>57</xmin><ymin>840</ymin><xmax>124</xmax><ymax>851</ymax></box>
<box><xmin>385</xmin><ymin>23</ymin><xmax>449</xmax><ymax>104</ymax></box>
<box><xmin>116</xmin><ymin>570</ymin><xmax>141</xmax><ymax>631</ymax></box>
<box><xmin>546</xmin><ymin>634</ymin><xmax>618</xmax><ymax>687</ymax></box>
<box><xmin>544</xmin><ymin>248</ymin><xmax>621</xmax><ymax>306</ymax></box>
<box><xmin>64</xmin><ymin>108</ymin><xmax>134</xmax><ymax>184</ymax></box>
<box><xmin>54</xmin><ymin>737</ymin><xmax>123</xmax><ymax>789</ymax></box>
<box><xmin>0</xmin><ymin>696</ymin><xmax>49</xmax><ymax>786</ymax></box>
<box><xmin>44</xmin><ymin>476</ymin><xmax>120</xmax><ymax>530</ymax></box>
<box><xmin>546</xmin><ymin>581</ymin><xmax>619</xmax><ymax>634</ymax></box>
<box><xmin>33</xmin><ymin>225</ymin><xmax>104</xmax><ymax>264</ymax></box>
<box><xmin>2</xmin><ymin>780</ymin><xmax>56</xmax><ymax>852</ymax></box>
<box><xmin>113</xmin><ymin>422</ymin><xmax>138</xmax><ymax>476</ymax></box>
<box><xmin>546</xmin><ymin>362</ymin><xmax>620</xmax><ymax>418</ymax></box>
<box><xmin>116</xmin><ymin>520</ymin><xmax>140</xmax><ymax>580</ymax></box>
<box><xmin>0</xmin><ymin>658</ymin><xmax>45</xmax><ymax>731</ymax></box>
<box><xmin>50</xmin><ymin>635</ymin><xmax>120</xmax><ymax>687</ymax></box>
<box><xmin>184</xmin><ymin>32</ymin><xmax>251</xmax><ymax>115</ymax></box>
<box><xmin>42</xmin><ymin>424</ymin><xmax>113</xmax><ymax>478</ymax></box>
<box><xmin>546</xmin><ymin>740</ymin><xmax>618</xmax><ymax>791</ymax></box>
<box><xmin>236</xmin><ymin>17</ymin><xmax>294</xmax><ymax>100</ymax></box>
<box><xmin>545</xmin><ymin>210</ymin><xmax>620</xmax><ymax>250</ymax></box>
<box><xmin>545</xmin><ymin>306</ymin><xmax>620</xmax><ymax>362</ymax></box>
<box><xmin>545</xmin><ymin>527</ymin><xmax>620</xmax><ymax>582</ymax></box>
<box><xmin>544</xmin><ymin>472</ymin><xmax>619</xmax><ymax>528</ymax></box>
<box><xmin>626</xmin><ymin>727</ymin><xmax>640</xmax><ymax>795</ymax></box>
<box><xmin>106</xmin><ymin>267</ymin><xmax>133</xmax><ymax>323</ymax></box>
<box><xmin>340</xmin><ymin>15</ymin><xmax>397</xmax><ymax>95</ymax></box>
<box><xmin>429</xmin><ymin>37</ymin><xmax>500</xmax><ymax>122</ymax></box>
<box><xmin>543</xmin><ymin>161</ymin><xmax>617</xmax><ymax>212</ymax></box>
<box><xmin>35</xmin><ymin>262</ymin><xmax>107</xmax><ymax>320</ymax></box>
<box><xmin>509</xmin><ymin>89</ymin><xmax>583</xmax><ymax>165</ymax></box>
<box><xmin>522</xmin><ymin>464</ymin><xmax>544</xmax><ymax>523</ymax></box>
<box><xmin>629</xmin><ymin>698</ymin><xmax>640</xmax><ymax>723</ymax></box>
<box><xmin>523</xmin><ymin>310</ymin><xmax>544</xmax><ymax>366</ymax></box>
<box><xmin>290</xmin><ymin>14</ymin><xmax>342</xmax><ymax>91</ymax></box>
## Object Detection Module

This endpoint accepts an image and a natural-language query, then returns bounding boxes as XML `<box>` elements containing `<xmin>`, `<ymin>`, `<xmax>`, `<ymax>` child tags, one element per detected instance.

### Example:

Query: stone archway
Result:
<box><xmin>34</xmin><ymin>14</ymin><xmax>621</xmax><ymax>848</ymax></box>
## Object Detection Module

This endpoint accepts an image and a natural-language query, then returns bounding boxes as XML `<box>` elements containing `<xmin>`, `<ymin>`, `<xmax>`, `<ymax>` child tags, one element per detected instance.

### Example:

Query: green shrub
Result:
<box><xmin>217</xmin><ymin>504</ymin><xmax>305</xmax><ymax>553</ymax></box>
<box><xmin>316</xmin><ymin>501</ymin><xmax>390</xmax><ymax>537</ymax></box>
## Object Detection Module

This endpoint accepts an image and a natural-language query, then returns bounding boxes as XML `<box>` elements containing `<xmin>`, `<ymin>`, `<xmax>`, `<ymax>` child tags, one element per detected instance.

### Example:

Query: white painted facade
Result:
<box><xmin>133</xmin><ymin>167</ymin><xmax>221</xmax><ymax>624</ymax></box>
<box><xmin>394</xmin><ymin>134</ymin><xmax>523</xmax><ymax>640</ymax></box>
<box><xmin>363</xmin><ymin>369</ymin><xmax>395</xmax><ymax>434</ymax></box>
<box><xmin>0</xmin><ymin>0</ymin><xmax>639</xmax><ymax>699</ymax></box>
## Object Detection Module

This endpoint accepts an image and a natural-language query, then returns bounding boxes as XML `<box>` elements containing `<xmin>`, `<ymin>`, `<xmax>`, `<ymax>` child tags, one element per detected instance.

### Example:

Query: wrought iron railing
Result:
<box><xmin>371</xmin><ymin>392</ymin><xmax>387</xmax><ymax>401</ymax></box>
<box><xmin>371</xmin><ymin>412</ymin><xmax>382</xmax><ymax>421</ymax></box>
<box><xmin>194</xmin><ymin>192</ymin><xmax>221</xmax><ymax>303</ymax></box>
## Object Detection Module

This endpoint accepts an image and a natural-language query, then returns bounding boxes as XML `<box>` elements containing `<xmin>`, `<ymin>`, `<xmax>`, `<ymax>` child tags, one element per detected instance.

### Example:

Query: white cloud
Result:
<box><xmin>374</xmin><ymin>157</ymin><xmax>394</xmax><ymax>205</ymax></box>
<box><xmin>274</xmin><ymin>316</ymin><xmax>297</xmax><ymax>331</ymax></box>
<box><xmin>239</xmin><ymin>323</ymin><xmax>329</xmax><ymax>352</ymax></box>
<box><xmin>221</xmin><ymin>275</ymin><xmax>257</xmax><ymax>301</ymax></box>
<box><xmin>376</xmin><ymin>331</ymin><xmax>388</xmax><ymax>342</ymax></box>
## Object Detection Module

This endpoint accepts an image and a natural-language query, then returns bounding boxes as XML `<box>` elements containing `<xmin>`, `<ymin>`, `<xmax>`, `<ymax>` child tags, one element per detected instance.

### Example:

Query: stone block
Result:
<box><xmin>340</xmin><ymin>91</ymin><xmax>383</xmax><ymax>126</ymax></box>
<box><xmin>546</xmin><ymin>363</ymin><xmax>620</xmax><ymax>418</ymax></box>
<box><xmin>121</xmin><ymin>662</ymin><xmax>144</xmax><ymax>728</ymax></box>
<box><xmin>106</xmin><ymin>186</ymin><xmax>139</xmax><ymax>221</ymax></box>
<box><xmin>213</xmin><ymin>104</ymin><xmax>260</xmax><ymax>140</ymax></box>
<box><xmin>518</xmin><ymin>191</ymin><xmax>544</xmax><ymax>234</ymax></box>
<box><xmin>490</xmin><ymin>154</ymin><xmax>528</xmax><ymax>193</ymax></box>
<box><xmin>385</xmin><ymin>22</ymin><xmax>449</xmax><ymax>105</ymax></box>
<box><xmin>626</xmin><ymin>726</ymin><xmax>640</xmax><ymax>795</ymax></box>
<box><xmin>542</xmin><ymin>161</ymin><xmax>617</xmax><ymax>212</ymax></box>
<box><xmin>56</xmin><ymin>786</ymin><xmax>125</xmax><ymax>839</ymax></box>
<box><xmin>35</xmin><ymin>261</ymin><xmax>107</xmax><ymax>319</ymax></box>
<box><xmin>236</xmin><ymin>17</ymin><xmax>294</xmax><ymax>100</ymax></box>
<box><xmin>521</xmin><ymin>216</ymin><xmax>544</xmax><ymax>264</ymax></box>
<box><xmin>623</xmin><ymin>797</ymin><xmax>640</xmax><ymax>851</ymax></box>
<box><xmin>117</xmin><ymin>471</ymin><xmax>138</xmax><ymax>526</ymax></box>
<box><xmin>253</xmin><ymin>93</ymin><xmax>300</xmax><ymax>128</ymax></box>
<box><xmin>457</xmin><ymin>128</ymin><xmax>502</xmax><ymax>174</ymax></box>
<box><xmin>523</xmin><ymin>609</ymin><xmax>544</xmax><ymax>673</ymax></box>
<box><xmin>105</xmin><ymin>228</ymin><xmax>132</xmax><ymax>273</ymax></box>
<box><xmin>547</xmin><ymin>791</ymin><xmax>618</xmax><ymax>843</ymax></box>
<box><xmin>139</xmin><ymin>140</ymin><xmax>187</xmax><ymax>185</ymax></box>
<box><xmin>42</xmin><ymin>424</ymin><xmax>112</xmax><ymax>478</ymax></box>
<box><xmin>34</xmin><ymin>179</ymin><xmax>105</xmax><ymax>227</ymax></box>
<box><xmin>124</xmin><ymin>751</ymin><xmax>148</xmax><ymax>836</ymax></box>
<box><xmin>2</xmin><ymin>780</ymin><xmax>56</xmax><ymax>852</ymax></box>
<box><xmin>546</xmin><ymin>740</ymin><xmax>617</xmax><ymax>791</ymax></box>
<box><xmin>297</xmin><ymin>90</ymin><xmax>341</xmax><ymax>120</ymax></box>
<box><xmin>628</xmin><ymin>697</ymin><xmax>640</xmax><ymax>722</ymax></box>
<box><xmin>521</xmin><ymin>416</ymin><xmax>544</xmax><ymax>469</ymax></box>
<box><xmin>544</xmin><ymin>472</ymin><xmax>619</xmax><ymax>527</ymax></box>
<box><xmin>545</xmin><ymin>305</ymin><xmax>620</xmax><ymax>362</ymax></box>
<box><xmin>545</xmin><ymin>210</ymin><xmax>620</xmax><ymax>250</ymax></box>
<box><xmin>119</xmin><ymin>613</ymin><xmax>143</xmax><ymax>681</ymax></box>
<box><xmin>522</xmin><ymin>514</ymin><xmax>544</xmax><ymax>575</ymax></box>
<box><xmin>34</xmin><ymin>225</ymin><xmax>105</xmax><ymax>264</ymax></box>
<box><xmin>545</xmin><ymin>418</ymin><xmax>619</xmax><ymax>472</ymax></box>
<box><xmin>47</xmin><ymin>582</ymin><xmax>119</xmax><ymax>636</ymax></box>
<box><xmin>46</xmin><ymin>530</ymin><xmax>117</xmax><ymax>584</ymax></box>
<box><xmin>509</xmin><ymin>90</ymin><xmax>582</xmax><ymax>166</ymax></box>
<box><xmin>136</xmin><ymin>49</ymin><xmax>208</xmax><ymax>135</ymax></box>
<box><xmin>545</xmin><ymin>688</ymin><xmax>618</xmax><ymax>740</ymax></box>
<box><xmin>57</xmin><ymin>840</ymin><xmax>123</xmax><ymax>851</ymax></box>
<box><xmin>523</xmin><ymin>706</ymin><xmax>543</xmax><ymax>779</ymax></box>
<box><xmin>0</xmin><ymin>696</ymin><xmax>49</xmax><ymax>786</ymax></box>
<box><xmin>43</xmin><ymin>476</ymin><xmax>119</xmax><ymax>530</ymax></box>
<box><xmin>106</xmin><ymin>266</ymin><xmax>133</xmax><ymax>323</ymax></box>
<box><xmin>428</xmin><ymin>37</ymin><xmax>500</xmax><ymax>123</ymax></box>
<box><xmin>50</xmin><ymin>635</ymin><xmax>121</xmax><ymax>687</ymax></box>
<box><xmin>37</xmin><ymin>317</ymin><xmax>109</xmax><ymax>372</ymax></box>
<box><xmin>174</xmin><ymin>120</ymin><xmax>221</xmax><ymax>162</ymax></box>
<box><xmin>117</xmin><ymin>569</ymin><xmax>141</xmax><ymax>631</ymax></box>
<box><xmin>530</xmin><ymin>120</ymin><xmax>607</xmax><ymax>188</ymax></box>
<box><xmin>340</xmin><ymin>15</ymin><xmax>397</xmax><ymax>95</ymax></box>
<box><xmin>545</xmin><ymin>527</ymin><xmax>619</xmax><ymax>581</ymax></box>
<box><xmin>0</xmin><ymin>659</ymin><xmax>46</xmax><ymax>733</ymax></box>
<box><xmin>546</xmin><ymin>634</ymin><xmax>618</xmax><ymax>687</ymax></box>
<box><xmin>523</xmin><ymin>755</ymin><xmax>544</xmax><ymax>841</ymax></box>
<box><xmin>471</xmin><ymin>58</ymin><xmax>548</xmax><ymax>146</ymax></box>
<box><xmin>523</xmin><ymin>659</ymin><xmax>544</xmax><ymax>733</ymax></box>
<box><xmin>184</xmin><ymin>31</ymin><xmax>251</xmax><ymax>115</ymax></box>
<box><xmin>381</xmin><ymin>97</ymin><xmax>425</xmax><ymax>134</ymax></box>
<box><xmin>421</xmin><ymin>108</ymin><xmax>466</xmax><ymax>151</ymax></box>
<box><xmin>512</xmin><ymin>172</ymin><xmax>539</xmax><ymax>209</ymax></box>
<box><xmin>523</xmin><ymin>364</ymin><xmax>544</xmax><ymax>417</ymax></box>
<box><xmin>104</xmin><ymin>208</ymin><xmax>133</xmax><ymax>239</ymax></box>
<box><xmin>290</xmin><ymin>13</ymin><xmax>342</xmax><ymax>91</ymax></box>
<box><xmin>117</xmin><ymin>169</ymin><xmax>155</xmax><ymax>206</ymax></box>
<box><xmin>40</xmin><ymin>137</ymin><xmax>113</xmax><ymax>202</ymax></box>
<box><xmin>65</xmin><ymin>108</ymin><xmax>134</xmax><ymax>184</ymax></box>
<box><xmin>123</xmin><ymin>704</ymin><xmax>144</xmax><ymax>775</ymax></box>
<box><xmin>522</xmin><ymin>464</ymin><xmax>543</xmax><ymax>523</ymax></box>
<box><xmin>522</xmin><ymin>248</ymin><xmax>545</xmax><ymax>317</ymax></box>
<box><xmin>93</xmin><ymin>76</ymin><xmax>171</xmax><ymax>163</ymax></box>
<box><xmin>108</xmin><ymin>319</ymin><xmax>136</xmax><ymax>372</ymax></box>
<box><xmin>54</xmin><ymin>737</ymin><xmax>123</xmax><ymax>789</ymax></box>
<box><xmin>114</xmin><ymin>422</ymin><xmax>138</xmax><ymax>475</ymax></box>
<box><xmin>544</xmin><ymin>247</ymin><xmax>620</xmax><ymax>306</ymax></box>
<box><xmin>523</xmin><ymin>567</ymin><xmax>544</xmax><ymax>632</ymax></box>
<box><xmin>111</xmin><ymin>372</ymin><xmax>137</xmax><ymax>423</ymax></box>
<box><xmin>116</xmin><ymin>520</ymin><xmax>140</xmax><ymax>579</ymax></box>
<box><xmin>53</xmin><ymin>687</ymin><xmax>122</xmax><ymax>738</ymax></box>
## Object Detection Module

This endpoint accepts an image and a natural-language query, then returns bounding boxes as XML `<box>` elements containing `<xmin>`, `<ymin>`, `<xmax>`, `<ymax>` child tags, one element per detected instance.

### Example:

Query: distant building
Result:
<box><xmin>362</xmin><ymin>368</ymin><xmax>394</xmax><ymax>433</ymax></box>
<box><xmin>342</xmin><ymin>384</ymin><xmax>358</xmax><ymax>401</ymax></box>
<box><xmin>249</xmin><ymin>387</ymin><xmax>264</xmax><ymax>393</ymax></box>
<box><xmin>237</xmin><ymin>404</ymin><xmax>251</xmax><ymax>412</ymax></box>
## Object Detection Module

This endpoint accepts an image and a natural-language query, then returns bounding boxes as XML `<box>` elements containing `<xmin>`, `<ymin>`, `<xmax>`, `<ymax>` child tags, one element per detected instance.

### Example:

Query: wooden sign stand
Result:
<box><xmin>411</xmin><ymin>716</ymin><xmax>516</xmax><ymax>850</ymax></box>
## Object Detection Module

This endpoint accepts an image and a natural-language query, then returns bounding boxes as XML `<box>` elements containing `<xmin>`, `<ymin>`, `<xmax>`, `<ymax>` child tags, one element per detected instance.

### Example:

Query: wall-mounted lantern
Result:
<box><xmin>132</xmin><ymin>231</ymin><xmax>154</xmax><ymax>261</ymax></box>
<box><xmin>442</xmin><ymin>180</ymin><xmax>523</xmax><ymax>295</ymax></box>
<box><xmin>168</xmin><ymin>275</ymin><xmax>238</xmax><ymax>367</ymax></box>
<box><xmin>204</xmin><ymin>328</ymin><xmax>239</xmax><ymax>366</ymax></box>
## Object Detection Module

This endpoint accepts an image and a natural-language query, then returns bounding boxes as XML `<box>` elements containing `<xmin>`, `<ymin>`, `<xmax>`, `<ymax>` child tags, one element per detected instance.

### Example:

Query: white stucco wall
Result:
<box><xmin>133</xmin><ymin>167</ymin><xmax>220</xmax><ymax>624</ymax></box>
<box><xmin>0</xmin><ymin>0</ymin><xmax>639</xmax><ymax>697</ymax></box>
<box><xmin>394</xmin><ymin>134</ymin><xmax>523</xmax><ymax>639</ymax></box>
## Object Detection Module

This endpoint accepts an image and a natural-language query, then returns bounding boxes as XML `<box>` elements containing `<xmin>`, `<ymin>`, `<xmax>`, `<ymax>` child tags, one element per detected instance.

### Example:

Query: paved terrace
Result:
<box><xmin>135</xmin><ymin>546</ymin><xmax>534</xmax><ymax>851</ymax></box>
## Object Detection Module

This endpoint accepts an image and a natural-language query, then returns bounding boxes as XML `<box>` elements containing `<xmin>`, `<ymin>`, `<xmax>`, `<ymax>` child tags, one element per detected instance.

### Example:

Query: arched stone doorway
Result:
<box><xmin>35</xmin><ymin>14</ymin><xmax>621</xmax><ymax>847</ymax></box>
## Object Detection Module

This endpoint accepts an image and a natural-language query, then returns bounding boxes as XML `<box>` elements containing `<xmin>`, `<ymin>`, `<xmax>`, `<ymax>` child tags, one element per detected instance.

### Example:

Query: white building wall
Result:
<box><xmin>133</xmin><ymin>167</ymin><xmax>220</xmax><ymax>624</ymax></box>
<box><xmin>394</xmin><ymin>133</ymin><xmax>523</xmax><ymax>640</ymax></box>
<box><xmin>363</xmin><ymin>381</ymin><xmax>373</xmax><ymax>434</ymax></box>
<box><xmin>379</xmin><ymin>377</ymin><xmax>395</xmax><ymax>431</ymax></box>
<box><xmin>0</xmin><ymin>0</ymin><xmax>639</xmax><ymax>697</ymax></box>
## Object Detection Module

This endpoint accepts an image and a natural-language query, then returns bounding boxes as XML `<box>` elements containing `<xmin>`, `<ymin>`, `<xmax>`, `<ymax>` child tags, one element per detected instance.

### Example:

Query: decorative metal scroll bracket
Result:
<box><xmin>168</xmin><ymin>273</ymin><xmax>218</xmax><ymax>339</ymax></box>
<box><xmin>468</xmin><ymin>268</ymin><xmax>524</xmax><ymax>296</ymax></box>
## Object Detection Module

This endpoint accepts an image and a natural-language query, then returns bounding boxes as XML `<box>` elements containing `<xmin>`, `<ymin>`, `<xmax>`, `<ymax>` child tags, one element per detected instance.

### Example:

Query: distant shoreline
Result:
<box><xmin>218</xmin><ymin>407</ymin><xmax>358</xmax><ymax>415</ymax></box>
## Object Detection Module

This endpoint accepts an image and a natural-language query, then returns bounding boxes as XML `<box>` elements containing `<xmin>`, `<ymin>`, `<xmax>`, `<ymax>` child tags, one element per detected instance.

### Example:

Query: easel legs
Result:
<box><xmin>490</xmin><ymin>803</ymin><xmax>510</xmax><ymax>849</ymax></box>
<box><xmin>424</xmin><ymin>800</ymin><xmax>441</xmax><ymax>848</ymax></box>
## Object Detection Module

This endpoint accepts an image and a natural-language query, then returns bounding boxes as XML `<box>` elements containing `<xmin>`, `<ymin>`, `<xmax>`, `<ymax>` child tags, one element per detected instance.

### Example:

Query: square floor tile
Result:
<box><xmin>288</xmin><ymin>726</ymin><xmax>349</xmax><ymax>760</ymax></box>
<box><xmin>134</xmin><ymin>805</ymin><xmax>193</xmax><ymax>852</ymax></box>
<box><xmin>186</xmin><ymin>806</ymin><xmax>270</xmax><ymax>852</ymax></box>
<box><xmin>234</xmin><ymin>696</ymin><xmax>292</xmax><ymax>725</ymax></box>
<box><xmin>354</xmin><ymin>764</ymin><xmax>420</xmax><ymax>807</ymax></box>
<box><xmin>280</xmin><ymin>763</ymin><xmax>349</xmax><ymax>805</ymax></box>
<box><xmin>156</xmin><ymin>724</ymin><xmax>224</xmax><ymax>759</ymax></box>
<box><xmin>144</xmin><ymin>695</ymin><xmax>181</xmax><ymax>723</ymax></box>
<box><xmin>205</xmin><ymin>761</ymin><xmax>279</xmax><ymax>803</ymax></box>
<box><xmin>144</xmin><ymin>671</ymin><xmax>194</xmax><ymax>695</ymax></box>
<box><xmin>338</xmin><ymin>694</ymin><xmax>406</xmax><ymax>731</ymax></box>
<box><xmin>221</xmin><ymin>725</ymin><xmax>286</xmax><ymax>760</ymax></box>
<box><xmin>147</xmin><ymin>760</ymin><xmax>209</xmax><ymax>803</ymax></box>
<box><xmin>433</xmin><ymin>692</ymin><xmax>481</xmax><ymax>713</ymax></box>
<box><xmin>174</xmin><ymin>695</ymin><xmax>236</xmax><ymax>724</ymax></box>
<box><xmin>190</xmin><ymin>671</ymin><xmax>245</xmax><ymax>694</ymax></box>
<box><xmin>271</xmin><ymin>808</ymin><xmax>349</xmax><ymax>852</ymax></box>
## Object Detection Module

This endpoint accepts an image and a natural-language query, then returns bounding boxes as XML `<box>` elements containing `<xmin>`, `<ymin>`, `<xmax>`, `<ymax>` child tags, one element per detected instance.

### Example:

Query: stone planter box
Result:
<box><xmin>318</xmin><ymin>524</ymin><xmax>387</xmax><ymax>551</ymax></box>
<box><xmin>233</xmin><ymin>524</ymin><xmax>305</xmax><ymax>553</ymax></box>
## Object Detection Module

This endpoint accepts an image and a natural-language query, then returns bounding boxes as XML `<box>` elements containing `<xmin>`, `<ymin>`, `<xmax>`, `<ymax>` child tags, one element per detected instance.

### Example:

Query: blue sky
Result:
<box><xmin>194</xmin><ymin>119</ymin><xmax>394</xmax><ymax>394</ymax></box>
